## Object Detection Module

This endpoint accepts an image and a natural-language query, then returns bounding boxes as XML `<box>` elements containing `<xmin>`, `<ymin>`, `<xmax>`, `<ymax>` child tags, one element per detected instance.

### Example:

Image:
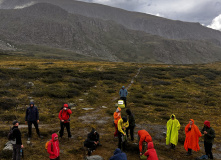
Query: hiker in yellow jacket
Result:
<box><xmin>118</xmin><ymin>117</ymin><xmax>129</xmax><ymax>150</ymax></box>
<box><xmin>166</xmin><ymin>114</ymin><xmax>180</xmax><ymax>149</ymax></box>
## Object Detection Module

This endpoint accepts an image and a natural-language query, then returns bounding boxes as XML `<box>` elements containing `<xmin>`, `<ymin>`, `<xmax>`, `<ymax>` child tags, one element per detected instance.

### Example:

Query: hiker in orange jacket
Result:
<box><xmin>47</xmin><ymin>133</ymin><xmax>60</xmax><ymax>160</ymax></box>
<box><xmin>138</xmin><ymin>130</ymin><xmax>152</xmax><ymax>156</ymax></box>
<box><xmin>184</xmin><ymin>119</ymin><xmax>202</xmax><ymax>156</ymax></box>
<box><xmin>58</xmin><ymin>104</ymin><xmax>72</xmax><ymax>138</ymax></box>
<box><xmin>113</xmin><ymin>107</ymin><xmax>121</xmax><ymax>137</ymax></box>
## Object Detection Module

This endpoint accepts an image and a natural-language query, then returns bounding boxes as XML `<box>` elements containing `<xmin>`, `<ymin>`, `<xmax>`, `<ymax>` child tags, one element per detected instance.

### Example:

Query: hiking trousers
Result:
<box><xmin>114</xmin><ymin>123</ymin><xmax>118</xmax><ymax>137</ymax></box>
<box><xmin>12</xmin><ymin>144</ymin><xmax>21</xmax><ymax>160</ymax></box>
<box><xmin>118</xmin><ymin>130</ymin><xmax>126</xmax><ymax>150</ymax></box>
<box><xmin>50</xmin><ymin>157</ymin><xmax>60</xmax><ymax>160</ymax></box>
<box><xmin>59</xmin><ymin>122</ymin><xmax>71</xmax><ymax>138</ymax></box>
<box><xmin>126</xmin><ymin>125</ymin><xmax>135</xmax><ymax>141</ymax></box>
<box><xmin>204</xmin><ymin>141</ymin><xmax>213</xmax><ymax>159</ymax></box>
<box><xmin>28</xmin><ymin>121</ymin><xmax>40</xmax><ymax>138</ymax></box>
<box><xmin>120</xmin><ymin>97</ymin><xmax>127</xmax><ymax>107</ymax></box>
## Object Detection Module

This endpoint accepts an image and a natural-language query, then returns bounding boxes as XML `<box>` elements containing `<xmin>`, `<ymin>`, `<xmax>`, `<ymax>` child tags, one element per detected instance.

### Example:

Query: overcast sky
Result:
<box><xmin>77</xmin><ymin>0</ymin><xmax>221</xmax><ymax>31</ymax></box>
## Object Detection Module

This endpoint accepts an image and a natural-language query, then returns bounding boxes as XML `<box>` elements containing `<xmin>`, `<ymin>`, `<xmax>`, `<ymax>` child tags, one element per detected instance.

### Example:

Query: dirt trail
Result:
<box><xmin>78</xmin><ymin>68</ymin><xmax>142</xmax><ymax>126</ymax></box>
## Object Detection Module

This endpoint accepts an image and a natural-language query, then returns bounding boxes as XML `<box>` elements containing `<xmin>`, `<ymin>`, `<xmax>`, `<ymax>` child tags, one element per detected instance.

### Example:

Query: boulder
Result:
<box><xmin>85</xmin><ymin>155</ymin><xmax>104</xmax><ymax>160</ymax></box>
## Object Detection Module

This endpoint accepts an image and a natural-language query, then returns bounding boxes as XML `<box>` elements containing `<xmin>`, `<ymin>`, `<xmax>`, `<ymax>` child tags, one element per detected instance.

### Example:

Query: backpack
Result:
<box><xmin>45</xmin><ymin>140</ymin><xmax>53</xmax><ymax>152</ymax></box>
<box><xmin>7</xmin><ymin>127</ymin><xmax>15</xmax><ymax>141</ymax></box>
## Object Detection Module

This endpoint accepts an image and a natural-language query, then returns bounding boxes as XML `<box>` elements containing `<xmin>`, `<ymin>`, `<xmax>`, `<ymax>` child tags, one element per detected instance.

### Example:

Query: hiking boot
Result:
<box><xmin>87</xmin><ymin>148</ymin><xmax>92</xmax><ymax>156</ymax></box>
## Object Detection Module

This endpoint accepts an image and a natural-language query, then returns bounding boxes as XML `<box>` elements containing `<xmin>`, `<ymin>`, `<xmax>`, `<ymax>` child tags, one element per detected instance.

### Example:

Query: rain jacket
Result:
<box><xmin>86</xmin><ymin>128</ymin><xmax>100</xmax><ymax>143</ymax></box>
<box><xmin>25</xmin><ymin>102</ymin><xmax>39</xmax><ymax>121</ymax></box>
<box><xmin>201</xmin><ymin>121</ymin><xmax>215</xmax><ymax>143</ymax></box>
<box><xmin>166</xmin><ymin>114</ymin><xmax>180</xmax><ymax>145</ymax></box>
<box><xmin>144</xmin><ymin>142</ymin><xmax>159</xmax><ymax>160</ymax></box>
<box><xmin>118</xmin><ymin>118</ymin><xmax>129</xmax><ymax>135</ymax></box>
<box><xmin>119</xmin><ymin>88</ymin><xmax>128</xmax><ymax>97</ymax></box>
<box><xmin>114</xmin><ymin>107</ymin><xmax>121</xmax><ymax>124</ymax></box>
<box><xmin>47</xmin><ymin>133</ymin><xmax>60</xmax><ymax>159</ymax></box>
<box><xmin>138</xmin><ymin>130</ymin><xmax>152</xmax><ymax>152</ymax></box>
<box><xmin>126</xmin><ymin>109</ymin><xmax>135</xmax><ymax>127</ymax></box>
<box><xmin>109</xmin><ymin>148</ymin><xmax>127</xmax><ymax>160</ymax></box>
<box><xmin>184</xmin><ymin>119</ymin><xmax>202</xmax><ymax>151</ymax></box>
<box><xmin>58</xmin><ymin>104</ymin><xmax>72</xmax><ymax>123</ymax></box>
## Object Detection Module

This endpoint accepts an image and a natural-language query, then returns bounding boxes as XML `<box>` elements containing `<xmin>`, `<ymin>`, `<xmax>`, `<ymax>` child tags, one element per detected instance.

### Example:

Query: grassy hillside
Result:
<box><xmin>0</xmin><ymin>54</ymin><xmax>220</xmax><ymax>160</ymax></box>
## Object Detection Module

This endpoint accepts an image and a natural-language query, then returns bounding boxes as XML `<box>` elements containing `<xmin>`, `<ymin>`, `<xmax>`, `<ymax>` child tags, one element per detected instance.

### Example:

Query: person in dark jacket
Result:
<box><xmin>201</xmin><ymin>120</ymin><xmax>215</xmax><ymax>159</ymax></box>
<box><xmin>109</xmin><ymin>148</ymin><xmax>127</xmax><ymax>160</ymax></box>
<box><xmin>84</xmin><ymin>128</ymin><xmax>101</xmax><ymax>156</ymax></box>
<box><xmin>12</xmin><ymin>120</ymin><xmax>23</xmax><ymax>160</ymax></box>
<box><xmin>58</xmin><ymin>104</ymin><xmax>72</xmax><ymax>139</ymax></box>
<box><xmin>25</xmin><ymin>102</ymin><xmax>41</xmax><ymax>140</ymax></box>
<box><xmin>126</xmin><ymin>109</ymin><xmax>135</xmax><ymax>141</ymax></box>
<box><xmin>119</xmin><ymin>86</ymin><xmax>128</xmax><ymax>107</ymax></box>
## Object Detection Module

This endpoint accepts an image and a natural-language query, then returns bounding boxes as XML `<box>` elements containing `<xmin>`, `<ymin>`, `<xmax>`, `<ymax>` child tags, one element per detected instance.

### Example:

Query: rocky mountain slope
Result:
<box><xmin>0</xmin><ymin>2</ymin><xmax>221</xmax><ymax>64</ymax></box>
<box><xmin>1</xmin><ymin>0</ymin><xmax>221</xmax><ymax>45</ymax></box>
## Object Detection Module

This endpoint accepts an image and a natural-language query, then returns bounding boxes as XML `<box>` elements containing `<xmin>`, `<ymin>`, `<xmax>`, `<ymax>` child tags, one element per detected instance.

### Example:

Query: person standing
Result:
<box><xmin>25</xmin><ymin>102</ymin><xmax>41</xmax><ymax>140</ymax></box>
<box><xmin>201</xmin><ymin>120</ymin><xmax>215</xmax><ymax>159</ymax></box>
<box><xmin>113</xmin><ymin>107</ymin><xmax>121</xmax><ymax>138</ymax></box>
<box><xmin>118</xmin><ymin>117</ymin><xmax>129</xmax><ymax>150</ymax></box>
<box><xmin>12</xmin><ymin>120</ymin><xmax>23</xmax><ymax>160</ymax></box>
<box><xmin>47</xmin><ymin>133</ymin><xmax>60</xmax><ymax>160</ymax></box>
<box><xmin>58</xmin><ymin>104</ymin><xmax>72</xmax><ymax>139</ymax></box>
<box><xmin>184</xmin><ymin>119</ymin><xmax>202</xmax><ymax>156</ymax></box>
<box><xmin>138</xmin><ymin>130</ymin><xmax>152</xmax><ymax>156</ymax></box>
<box><xmin>126</xmin><ymin>109</ymin><xmax>135</xmax><ymax>141</ymax></box>
<box><xmin>166</xmin><ymin>114</ymin><xmax>180</xmax><ymax>149</ymax></box>
<box><xmin>119</xmin><ymin>86</ymin><xmax>128</xmax><ymax>107</ymax></box>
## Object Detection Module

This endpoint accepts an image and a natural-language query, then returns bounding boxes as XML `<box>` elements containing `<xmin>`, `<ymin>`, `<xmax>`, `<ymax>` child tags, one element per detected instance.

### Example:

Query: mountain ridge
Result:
<box><xmin>0</xmin><ymin>2</ymin><xmax>221</xmax><ymax>64</ymax></box>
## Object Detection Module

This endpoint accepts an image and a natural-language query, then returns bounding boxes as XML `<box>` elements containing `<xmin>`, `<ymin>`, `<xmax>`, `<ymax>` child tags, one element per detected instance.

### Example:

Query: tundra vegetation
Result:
<box><xmin>0</xmin><ymin>53</ymin><xmax>220</xmax><ymax>160</ymax></box>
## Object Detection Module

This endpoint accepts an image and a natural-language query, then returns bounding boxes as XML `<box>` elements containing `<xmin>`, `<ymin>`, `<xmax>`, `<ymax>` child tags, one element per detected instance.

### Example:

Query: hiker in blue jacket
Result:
<box><xmin>25</xmin><ymin>102</ymin><xmax>41</xmax><ymax>140</ymax></box>
<box><xmin>119</xmin><ymin>86</ymin><xmax>128</xmax><ymax>107</ymax></box>
<box><xmin>109</xmin><ymin>148</ymin><xmax>127</xmax><ymax>160</ymax></box>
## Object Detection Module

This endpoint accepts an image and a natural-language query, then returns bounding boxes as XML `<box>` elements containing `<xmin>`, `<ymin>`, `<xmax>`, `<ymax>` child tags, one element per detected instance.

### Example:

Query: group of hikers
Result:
<box><xmin>9</xmin><ymin>86</ymin><xmax>215</xmax><ymax>160</ymax></box>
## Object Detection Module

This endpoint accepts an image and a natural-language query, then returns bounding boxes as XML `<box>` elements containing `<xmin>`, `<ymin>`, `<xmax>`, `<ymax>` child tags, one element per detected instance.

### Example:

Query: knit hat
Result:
<box><xmin>204</xmin><ymin>120</ymin><xmax>210</xmax><ymax>128</ymax></box>
<box><xmin>122</xmin><ymin>86</ymin><xmax>125</xmax><ymax>89</ymax></box>
<box><xmin>64</xmin><ymin>104</ymin><xmax>68</xmax><ymax>108</ymax></box>
<box><xmin>13</xmin><ymin>120</ymin><xmax>19</xmax><ymax>125</ymax></box>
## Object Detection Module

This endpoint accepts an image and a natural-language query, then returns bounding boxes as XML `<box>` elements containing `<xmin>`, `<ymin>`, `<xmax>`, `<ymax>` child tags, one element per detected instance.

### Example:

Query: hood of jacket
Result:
<box><xmin>51</xmin><ymin>133</ymin><xmax>58</xmax><ymax>142</ymax></box>
<box><xmin>190</xmin><ymin>119</ymin><xmax>194</xmax><ymax>124</ymax></box>
<box><xmin>30</xmin><ymin>102</ymin><xmax>34</xmax><ymax>107</ymax></box>
<box><xmin>204</xmin><ymin>121</ymin><xmax>210</xmax><ymax>128</ymax></box>
<box><xmin>148</xmin><ymin>142</ymin><xmax>154</xmax><ymax>149</ymax></box>
<box><xmin>114</xmin><ymin>148</ymin><xmax>121</xmax><ymax>155</ymax></box>
<box><xmin>116</xmin><ymin>107</ymin><xmax>121</xmax><ymax>112</ymax></box>
<box><xmin>170</xmin><ymin>114</ymin><xmax>176</xmax><ymax>119</ymax></box>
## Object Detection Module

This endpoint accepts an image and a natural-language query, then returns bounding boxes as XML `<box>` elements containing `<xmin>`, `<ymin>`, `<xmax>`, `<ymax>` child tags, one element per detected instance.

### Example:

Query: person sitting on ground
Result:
<box><xmin>58</xmin><ymin>104</ymin><xmax>72</xmax><ymax>139</ymax></box>
<box><xmin>138</xmin><ymin>130</ymin><xmax>152</xmax><ymax>156</ymax></box>
<box><xmin>109</xmin><ymin>148</ymin><xmax>127</xmax><ymax>160</ymax></box>
<box><xmin>84</xmin><ymin>128</ymin><xmax>101</xmax><ymax>156</ymax></box>
<box><xmin>118</xmin><ymin>117</ymin><xmax>129</xmax><ymax>150</ymax></box>
<box><xmin>47</xmin><ymin>133</ymin><xmax>60</xmax><ymax>160</ymax></box>
<box><xmin>144</xmin><ymin>142</ymin><xmax>159</xmax><ymax>160</ymax></box>
<box><xmin>184</xmin><ymin>119</ymin><xmax>202</xmax><ymax>156</ymax></box>
<box><xmin>114</xmin><ymin>107</ymin><xmax>121</xmax><ymax>138</ymax></box>
<box><xmin>201</xmin><ymin>120</ymin><xmax>215</xmax><ymax>159</ymax></box>
<box><xmin>166</xmin><ymin>114</ymin><xmax>180</xmax><ymax>149</ymax></box>
<box><xmin>126</xmin><ymin>109</ymin><xmax>135</xmax><ymax>141</ymax></box>
<box><xmin>12</xmin><ymin>120</ymin><xmax>23</xmax><ymax>160</ymax></box>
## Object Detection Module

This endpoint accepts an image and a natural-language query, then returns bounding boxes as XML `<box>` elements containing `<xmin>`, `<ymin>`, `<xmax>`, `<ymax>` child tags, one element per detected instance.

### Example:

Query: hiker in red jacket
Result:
<box><xmin>138</xmin><ymin>130</ymin><xmax>152</xmax><ymax>155</ymax></box>
<box><xmin>58</xmin><ymin>104</ymin><xmax>72</xmax><ymax>139</ymax></box>
<box><xmin>144</xmin><ymin>142</ymin><xmax>159</xmax><ymax>160</ymax></box>
<box><xmin>47</xmin><ymin>133</ymin><xmax>60</xmax><ymax>160</ymax></box>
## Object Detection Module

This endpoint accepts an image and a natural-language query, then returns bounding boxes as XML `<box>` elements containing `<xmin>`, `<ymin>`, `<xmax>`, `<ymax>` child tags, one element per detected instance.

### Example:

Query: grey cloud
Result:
<box><xmin>78</xmin><ymin>0</ymin><xmax>221</xmax><ymax>26</ymax></box>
